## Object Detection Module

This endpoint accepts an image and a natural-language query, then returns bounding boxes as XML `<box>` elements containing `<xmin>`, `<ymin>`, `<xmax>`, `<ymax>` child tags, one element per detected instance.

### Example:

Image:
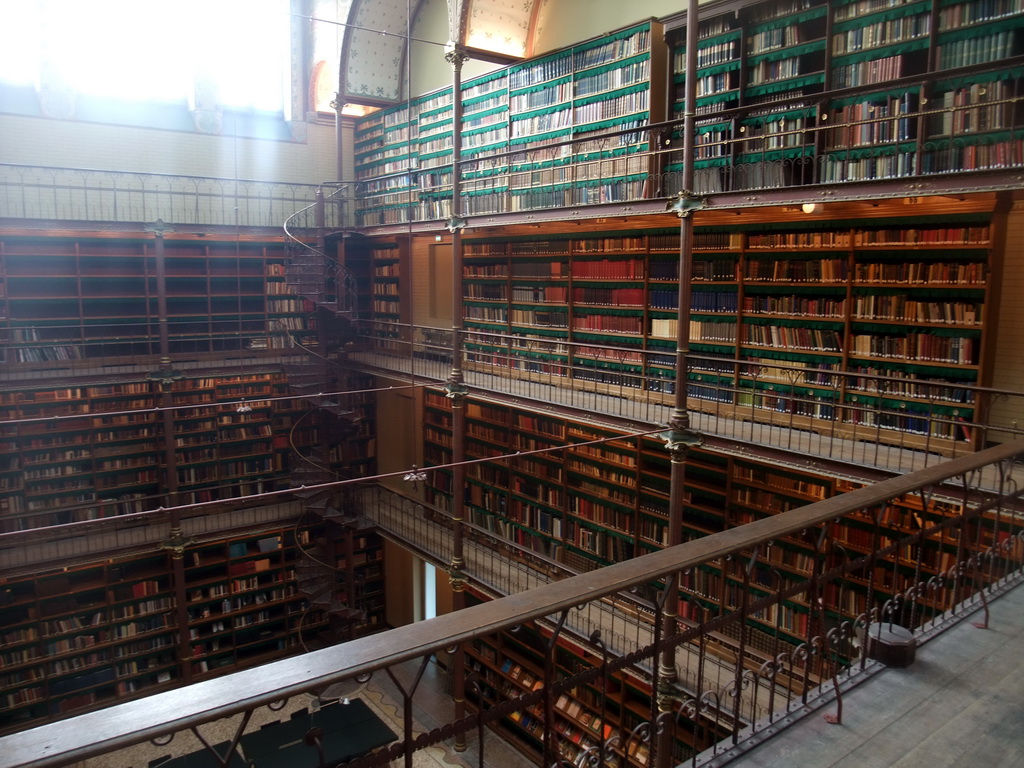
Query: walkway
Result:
<box><xmin>727</xmin><ymin>582</ymin><xmax>1024</xmax><ymax>768</ymax></box>
<box><xmin>349</xmin><ymin>352</ymin><xmax>1022</xmax><ymax>493</ymax></box>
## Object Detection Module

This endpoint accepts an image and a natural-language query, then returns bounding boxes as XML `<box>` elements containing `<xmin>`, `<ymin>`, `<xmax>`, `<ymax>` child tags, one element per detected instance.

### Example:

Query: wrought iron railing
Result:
<box><xmin>348</xmin><ymin>320</ymin><xmax>1024</xmax><ymax>481</ymax></box>
<box><xmin>0</xmin><ymin>164</ymin><xmax>342</xmax><ymax>229</ymax></box>
<box><xmin>2</xmin><ymin>439</ymin><xmax>1023</xmax><ymax>768</ymax></box>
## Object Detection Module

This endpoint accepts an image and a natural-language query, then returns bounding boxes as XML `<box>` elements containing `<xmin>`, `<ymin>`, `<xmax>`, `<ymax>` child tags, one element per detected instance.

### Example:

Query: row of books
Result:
<box><xmin>569</xmin><ymin>496</ymin><xmax>634</xmax><ymax>532</ymax></box>
<box><xmin>675</xmin><ymin>38</ymin><xmax>740</xmax><ymax>71</ymax></box>
<box><xmin>572</xmin><ymin>315</ymin><xmax>643</xmax><ymax>334</ymax></box>
<box><xmin>937</xmin><ymin>30</ymin><xmax>1017</xmax><ymax>69</ymax></box>
<box><xmin>828</xmin><ymin>93</ymin><xmax>918</xmax><ymax>147</ymax></box>
<box><xmin>934</xmin><ymin>82</ymin><xmax>1013</xmax><ymax>136</ymax></box>
<box><xmin>831</xmin><ymin>14</ymin><xmax>930</xmax><ymax>55</ymax></box>
<box><xmin>571</xmin><ymin>287</ymin><xmax>645</xmax><ymax>305</ymax></box>
<box><xmin>742</xmin><ymin>324</ymin><xmax>843</xmax><ymax>351</ymax></box>
<box><xmin>574</xmin><ymin>90</ymin><xmax>648</xmax><ymax>125</ymax></box>
<box><xmin>852</xmin><ymin>296</ymin><xmax>981</xmax><ymax>325</ymax></box>
<box><xmin>922</xmin><ymin>137</ymin><xmax>1024</xmax><ymax>173</ymax></box>
<box><xmin>744</xmin><ymin>258</ymin><xmax>849</xmax><ymax>281</ymax></box>
<box><xmin>575</xmin><ymin>28</ymin><xmax>650</xmax><ymax>70</ymax></box>
<box><xmin>747</xmin><ymin>24</ymin><xmax>803</xmax><ymax>55</ymax></box>
<box><xmin>850</xmin><ymin>332</ymin><xmax>977</xmax><ymax>364</ymax></box>
<box><xmin>509</xmin><ymin>80</ymin><xmax>572</xmax><ymax>112</ymax></box>
<box><xmin>833</xmin><ymin>0</ymin><xmax>917</xmax><ymax>22</ymax></box>
<box><xmin>831</xmin><ymin>53</ymin><xmax>904</xmax><ymax>89</ymax></box>
<box><xmin>743</xmin><ymin>295</ymin><xmax>843</xmax><ymax>317</ymax></box>
<box><xmin>822</xmin><ymin>150</ymin><xmax>916</xmax><ymax>181</ymax></box>
<box><xmin>574</xmin><ymin>58</ymin><xmax>649</xmax><ymax>99</ymax></box>
<box><xmin>509</xmin><ymin>53</ymin><xmax>574</xmax><ymax>90</ymax></box>
<box><xmin>848</xmin><ymin>366</ymin><xmax>975</xmax><ymax>403</ymax></box>
<box><xmin>937</xmin><ymin>0</ymin><xmax>1024</xmax><ymax>29</ymax></box>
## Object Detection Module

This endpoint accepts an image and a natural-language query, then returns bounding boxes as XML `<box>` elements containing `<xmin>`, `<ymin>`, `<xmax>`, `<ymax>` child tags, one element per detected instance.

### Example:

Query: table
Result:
<box><xmin>240</xmin><ymin>698</ymin><xmax>397</xmax><ymax>767</ymax></box>
<box><xmin>148</xmin><ymin>741</ymin><xmax>246</xmax><ymax>768</ymax></box>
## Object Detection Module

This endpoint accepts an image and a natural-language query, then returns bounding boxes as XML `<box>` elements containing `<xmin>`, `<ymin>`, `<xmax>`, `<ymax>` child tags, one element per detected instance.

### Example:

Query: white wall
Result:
<box><xmin>533</xmin><ymin>0</ymin><xmax>684</xmax><ymax>52</ymax></box>
<box><xmin>408</xmin><ymin>0</ymin><xmax>506</xmax><ymax>100</ymax></box>
<box><xmin>0</xmin><ymin>114</ymin><xmax>337</xmax><ymax>185</ymax></box>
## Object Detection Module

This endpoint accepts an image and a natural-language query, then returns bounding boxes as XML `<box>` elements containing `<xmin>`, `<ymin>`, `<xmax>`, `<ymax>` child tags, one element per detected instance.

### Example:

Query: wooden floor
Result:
<box><xmin>725</xmin><ymin>581</ymin><xmax>1024</xmax><ymax>768</ymax></box>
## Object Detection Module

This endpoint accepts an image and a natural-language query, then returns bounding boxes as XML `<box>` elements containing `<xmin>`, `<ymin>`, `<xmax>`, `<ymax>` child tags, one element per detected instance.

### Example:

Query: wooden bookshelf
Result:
<box><xmin>422</xmin><ymin>392</ymin><xmax>991</xmax><ymax>635</ymax></box>
<box><xmin>353</xmin><ymin>20</ymin><xmax>667</xmax><ymax>225</ymax></box>
<box><xmin>0</xmin><ymin>236</ymin><xmax>314</xmax><ymax>363</ymax></box>
<box><xmin>447</xmin><ymin>208</ymin><xmax>999</xmax><ymax>453</ymax></box>
<box><xmin>0</xmin><ymin>371</ymin><xmax>306</xmax><ymax>532</ymax></box>
<box><xmin>414</xmin><ymin>394</ymin><xmax>1003</xmax><ymax>763</ymax></box>
<box><xmin>461</xmin><ymin>589</ymin><xmax>721</xmax><ymax>767</ymax></box>
<box><xmin>0</xmin><ymin>523</ymin><xmax>387</xmax><ymax>733</ymax></box>
<box><xmin>352</xmin><ymin>0</ymin><xmax>1024</xmax><ymax>215</ymax></box>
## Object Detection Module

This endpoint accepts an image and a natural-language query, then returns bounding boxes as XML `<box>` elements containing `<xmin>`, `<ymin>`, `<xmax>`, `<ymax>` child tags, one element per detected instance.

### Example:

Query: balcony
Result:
<box><xmin>2</xmin><ymin>438</ymin><xmax>1023</xmax><ymax>767</ymax></box>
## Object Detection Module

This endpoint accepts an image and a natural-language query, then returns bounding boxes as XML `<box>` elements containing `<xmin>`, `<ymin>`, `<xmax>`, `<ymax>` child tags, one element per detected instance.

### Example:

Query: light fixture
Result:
<box><xmin>403</xmin><ymin>465</ymin><xmax>427</xmax><ymax>484</ymax></box>
<box><xmin>660</xmin><ymin>428</ymin><xmax>703</xmax><ymax>452</ymax></box>
<box><xmin>666</xmin><ymin>190</ymin><xmax>707</xmax><ymax>218</ymax></box>
<box><xmin>236</xmin><ymin>399</ymin><xmax>253</xmax><ymax>414</ymax></box>
<box><xmin>445</xmin><ymin>215</ymin><xmax>467</xmax><ymax>233</ymax></box>
<box><xmin>801</xmin><ymin>203</ymin><xmax>819</xmax><ymax>214</ymax></box>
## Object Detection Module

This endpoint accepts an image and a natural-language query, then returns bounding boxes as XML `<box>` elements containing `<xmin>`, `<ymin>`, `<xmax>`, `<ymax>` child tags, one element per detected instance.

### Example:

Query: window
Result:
<box><xmin>0</xmin><ymin>1</ymin><xmax>290</xmax><ymax>113</ymax></box>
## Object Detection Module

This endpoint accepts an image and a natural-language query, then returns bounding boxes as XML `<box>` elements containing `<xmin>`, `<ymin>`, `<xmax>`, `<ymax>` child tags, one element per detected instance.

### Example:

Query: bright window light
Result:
<box><xmin>424</xmin><ymin>561</ymin><xmax>437</xmax><ymax>621</ymax></box>
<box><xmin>0</xmin><ymin>0</ymin><xmax>289</xmax><ymax>112</ymax></box>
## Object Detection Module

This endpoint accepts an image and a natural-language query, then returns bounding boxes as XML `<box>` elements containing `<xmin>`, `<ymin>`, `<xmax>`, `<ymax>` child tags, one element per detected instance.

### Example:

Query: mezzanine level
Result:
<box><xmin>2</xmin><ymin>438</ymin><xmax>1023</xmax><ymax>768</ymax></box>
<box><xmin>345</xmin><ymin>322</ymin><xmax>1024</xmax><ymax>489</ymax></box>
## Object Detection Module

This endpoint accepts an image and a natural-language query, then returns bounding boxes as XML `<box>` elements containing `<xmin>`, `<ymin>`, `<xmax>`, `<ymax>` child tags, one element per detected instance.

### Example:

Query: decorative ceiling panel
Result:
<box><xmin>532</xmin><ymin>0</ymin><xmax>555</xmax><ymax>49</ymax></box>
<box><xmin>343</xmin><ymin>0</ymin><xmax>409</xmax><ymax>102</ymax></box>
<box><xmin>465</xmin><ymin>0</ymin><xmax>532</xmax><ymax>58</ymax></box>
<box><xmin>341</xmin><ymin>0</ymin><xmax>538</xmax><ymax>105</ymax></box>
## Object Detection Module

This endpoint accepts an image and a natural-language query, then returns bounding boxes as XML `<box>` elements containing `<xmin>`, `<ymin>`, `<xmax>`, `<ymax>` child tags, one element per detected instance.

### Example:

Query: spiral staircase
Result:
<box><xmin>281</xmin><ymin>189</ymin><xmax>373</xmax><ymax>647</ymax></box>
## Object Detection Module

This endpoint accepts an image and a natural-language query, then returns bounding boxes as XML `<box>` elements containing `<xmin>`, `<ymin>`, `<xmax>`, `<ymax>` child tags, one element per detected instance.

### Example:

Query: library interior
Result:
<box><xmin>2</xmin><ymin>0</ymin><xmax>1024</xmax><ymax>766</ymax></box>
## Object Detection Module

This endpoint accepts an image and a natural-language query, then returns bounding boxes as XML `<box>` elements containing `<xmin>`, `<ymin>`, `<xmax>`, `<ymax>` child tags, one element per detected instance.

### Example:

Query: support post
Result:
<box><xmin>656</xmin><ymin>2</ymin><xmax>703</xmax><ymax>764</ymax></box>
<box><xmin>145</xmin><ymin>219</ymin><xmax>196</xmax><ymax>683</ymax></box>
<box><xmin>445</xmin><ymin>43</ymin><xmax>471</xmax><ymax>754</ymax></box>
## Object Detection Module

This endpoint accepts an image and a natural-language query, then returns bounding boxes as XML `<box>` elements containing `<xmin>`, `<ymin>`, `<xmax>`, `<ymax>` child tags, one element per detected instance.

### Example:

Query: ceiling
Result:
<box><xmin>339</xmin><ymin>0</ymin><xmax>541</xmax><ymax>104</ymax></box>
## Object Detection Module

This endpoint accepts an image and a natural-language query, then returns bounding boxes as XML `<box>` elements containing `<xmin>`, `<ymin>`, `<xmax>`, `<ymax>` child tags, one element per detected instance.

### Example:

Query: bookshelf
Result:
<box><xmin>461</xmin><ymin>70</ymin><xmax>511</xmax><ymax>215</ymax></box>
<box><xmin>345</xmin><ymin>524</ymin><xmax>388</xmax><ymax>636</ymax></box>
<box><xmin>349</xmin><ymin>1</ymin><xmax>1024</xmax><ymax>214</ymax></box>
<box><xmin>353</xmin><ymin>20</ymin><xmax>667</xmax><ymax>224</ymax></box>
<box><xmin>452</xmin><ymin>207</ymin><xmax>998</xmax><ymax>452</ymax></box>
<box><xmin>664</xmin><ymin>0</ymin><xmax>1024</xmax><ymax>191</ymax></box>
<box><xmin>355</xmin><ymin>102</ymin><xmax>423</xmax><ymax>226</ymax></box>
<box><xmin>461</xmin><ymin>590</ymin><xmax>723</xmax><ymax>766</ymax></box>
<box><xmin>0</xmin><ymin>236</ymin><xmax>315</xmax><ymax>362</ymax></box>
<box><xmin>424</xmin><ymin>392</ymin><xmax>822</xmax><ymax>572</ymax></box>
<box><xmin>421</xmin><ymin>394</ymin><xmax>990</xmax><ymax>762</ymax></box>
<box><xmin>0</xmin><ymin>553</ymin><xmax>179</xmax><ymax>730</ymax></box>
<box><xmin>0</xmin><ymin>371</ymin><xmax>304</xmax><ymax>532</ymax></box>
<box><xmin>0</xmin><ymin>524</ymin><xmax>386</xmax><ymax>733</ymax></box>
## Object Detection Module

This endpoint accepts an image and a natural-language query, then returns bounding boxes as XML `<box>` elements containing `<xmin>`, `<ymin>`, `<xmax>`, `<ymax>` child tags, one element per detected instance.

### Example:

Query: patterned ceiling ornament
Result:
<box><xmin>448</xmin><ymin>0</ymin><xmax>472</xmax><ymax>48</ymax></box>
<box><xmin>465</xmin><ymin>0</ymin><xmax>532</xmax><ymax>57</ymax></box>
<box><xmin>342</xmin><ymin>0</ymin><xmax>407</xmax><ymax>103</ymax></box>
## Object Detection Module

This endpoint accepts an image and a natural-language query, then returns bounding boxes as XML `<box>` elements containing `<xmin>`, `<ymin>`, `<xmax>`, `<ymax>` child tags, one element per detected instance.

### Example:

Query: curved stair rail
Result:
<box><xmin>281</xmin><ymin>187</ymin><xmax>369</xmax><ymax>646</ymax></box>
<box><xmin>282</xmin><ymin>185</ymin><xmax>358</xmax><ymax>320</ymax></box>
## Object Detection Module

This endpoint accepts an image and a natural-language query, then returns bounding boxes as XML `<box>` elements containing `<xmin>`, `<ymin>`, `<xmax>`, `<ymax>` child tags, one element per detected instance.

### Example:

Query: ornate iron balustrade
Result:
<box><xmin>2</xmin><ymin>439</ymin><xmax>1023</xmax><ymax>768</ymax></box>
<box><xmin>347</xmin><ymin>320</ymin><xmax>1024</xmax><ymax>480</ymax></box>
<box><xmin>0</xmin><ymin>164</ymin><xmax>340</xmax><ymax>230</ymax></box>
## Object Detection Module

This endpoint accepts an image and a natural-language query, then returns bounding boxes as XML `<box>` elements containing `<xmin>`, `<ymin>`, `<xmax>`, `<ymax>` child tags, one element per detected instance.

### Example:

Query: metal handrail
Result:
<box><xmin>3</xmin><ymin>438</ymin><xmax>1023</xmax><ymax>768</ymax></box>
